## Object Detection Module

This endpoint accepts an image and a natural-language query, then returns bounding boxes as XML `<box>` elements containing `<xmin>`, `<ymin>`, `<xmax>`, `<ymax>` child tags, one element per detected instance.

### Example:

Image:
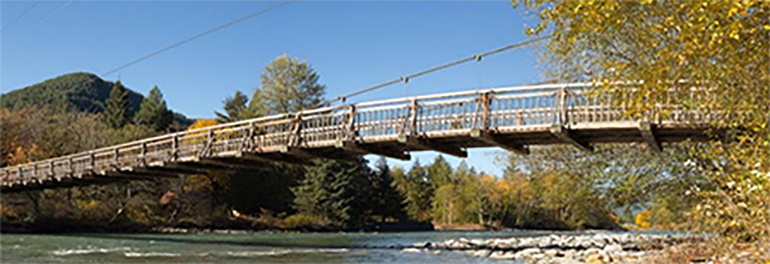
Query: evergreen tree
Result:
<box><xmin>214</xmin><ymin>91</ymin><xmax>251</xmax><ymax>122</ymax></box>
<box><xmin>404</xmin><ymin>160</ymin><xmax>434</xmax><ymax>222</ymax></box>
<box><xmin>134</xmin><ymin>86</ymin><xmax>173</xmax><ymax>131</ymax></box>
<box><xmin>103</xmin><ymin>80</ymin><xmax>131</xmax><ymax>129</ymax></box>
<box><xmin>369</xmin><ymin>157</ymin><xmax>406</xmax><ymax>222</ymax></box>
<box><xmin>294</xmin><ymin>158</ymin><xmax>373</xmax><ymax>227</ymax></box>
<box><xmin>427</xmin><ymin>155</ymin><xmax>454</xmax><ymax>189</ymax></box>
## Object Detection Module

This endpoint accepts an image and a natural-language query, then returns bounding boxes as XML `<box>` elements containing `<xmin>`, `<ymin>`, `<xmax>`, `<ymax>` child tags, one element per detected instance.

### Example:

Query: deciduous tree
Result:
<box><xmin>513</xmin><ymin>0</ymin><xmax>770</xmax><ymax>243</ymax></box>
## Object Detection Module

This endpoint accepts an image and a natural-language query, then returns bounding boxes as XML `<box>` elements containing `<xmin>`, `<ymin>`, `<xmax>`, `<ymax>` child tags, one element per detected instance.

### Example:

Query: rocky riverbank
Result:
<box><xmin>400</xmin><ymin>233</ymin><xmax>704</xmax><ymax>263</ymax></box>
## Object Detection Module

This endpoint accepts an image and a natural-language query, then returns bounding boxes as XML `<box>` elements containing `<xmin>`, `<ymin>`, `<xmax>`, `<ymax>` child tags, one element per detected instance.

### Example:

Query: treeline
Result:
<box><xmin>0</xmin><ymin>80</ymin><xmax>182</xmax><ymax>231</ymax></box>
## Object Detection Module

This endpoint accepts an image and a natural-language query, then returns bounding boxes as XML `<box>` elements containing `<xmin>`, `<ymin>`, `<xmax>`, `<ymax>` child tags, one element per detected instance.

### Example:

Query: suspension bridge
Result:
<box><xmin>1</xmin><ymin>82</ymin><xmax>716</xmax><ymax>193</ymax></box>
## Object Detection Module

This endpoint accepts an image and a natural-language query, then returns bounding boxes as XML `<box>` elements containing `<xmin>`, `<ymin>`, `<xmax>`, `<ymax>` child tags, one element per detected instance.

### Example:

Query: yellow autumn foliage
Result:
<box><xmin>635</xmin><ymin>210</ymin><xmax>652</xmax><ymax>229</ymax></box>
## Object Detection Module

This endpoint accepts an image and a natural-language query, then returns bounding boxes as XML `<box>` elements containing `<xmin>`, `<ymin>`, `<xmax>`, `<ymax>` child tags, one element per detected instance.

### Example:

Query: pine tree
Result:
<box><xmin>294</xmin><ymin>158</ymin><xmax>373</xmax><ymax>227</ymax></box>
<box><xmin>134</xmin><ymin>86</ymin><xmax>173</xmax><ymax>131</ymax></box>
<box><xmin>370</xmin><ymin>157</ymin><xmax>406</xmax><ymax>222</ymax></box>
<box><xmin>103</xmin><ymin>80</ymin><xmax>131</xmax><ymax>129</ymax></box>
<box><xmin>427</xmin><ymin>155</ymin><xmax>454</xmax><ymax>189</ymax></box>
<box><xmin>404</xmin><ymin>160</ymin><xmax>434</xmax><ymax>222</ymax></box>
<box><xmin>214</xmin><ymin>91</ymin><xmax>251</xmax><ymax>122</ymax></box>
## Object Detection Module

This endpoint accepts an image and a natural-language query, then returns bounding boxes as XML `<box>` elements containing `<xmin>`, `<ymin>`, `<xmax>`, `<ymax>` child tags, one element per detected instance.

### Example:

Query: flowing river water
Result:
<box><xmin>0</xmin><ymin>230</ymin><xmax>669</xmax><ymax>263</ymax></box>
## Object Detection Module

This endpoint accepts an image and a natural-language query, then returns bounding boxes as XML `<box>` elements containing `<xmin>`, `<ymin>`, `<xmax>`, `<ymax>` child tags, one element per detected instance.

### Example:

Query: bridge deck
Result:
<box><xmin>0</xmin><ymin>83</ymin><xmax>716</xmax><ymax>192</ymax></box>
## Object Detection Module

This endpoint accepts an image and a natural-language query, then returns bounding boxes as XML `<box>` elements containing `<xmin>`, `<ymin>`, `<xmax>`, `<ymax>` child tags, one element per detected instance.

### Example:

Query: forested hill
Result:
<box><xmin>1</xmin><ymin>72</ymin><xmax>193</xmax><ymax>128</ymax></box>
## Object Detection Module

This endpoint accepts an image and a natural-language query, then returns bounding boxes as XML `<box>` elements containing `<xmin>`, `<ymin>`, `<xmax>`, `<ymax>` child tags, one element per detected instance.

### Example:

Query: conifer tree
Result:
<box><xmin>134</xmin><ymin>86</ymin><xmax>173</xmax><ymax>131</ymax></box>
<box><xmin>103</xmin><ymin>81</ymin><xmax>131</xmax><ymax>129</ymax></box>
<box><xmin>370</xmin><ymin>157</ymin><xmax>406</xmax><ymax>222</ymax></box>
<box><xmin>294</xmin><ymin>158</ymin><xmax>373</xmax><ymax>227</ymax></box>
<box><xmin>214</xmin><ymin>91</ymin><xmax>251</xmax><ymax>123</ymax></box>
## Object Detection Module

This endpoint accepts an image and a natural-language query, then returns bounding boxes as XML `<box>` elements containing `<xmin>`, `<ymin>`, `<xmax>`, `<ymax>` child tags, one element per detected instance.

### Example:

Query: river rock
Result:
<box><xmin>471</xmin><ymin>249</ymin><xmax>491</xmax><ymax>258</ymax></box>
<box><xmin>586</xmin><ymin>252</ymin><xmax>613</xmax><ymax>264</ymax></box>
<box><xmin>577</xmin><ymin>237</ymin><xmax>594</xmax><ymax>249</ymax></box>
<box><xmin>537</xmin><ymin>236</ymin><xmax>553</xmax><ymax>248</ymax></box>
<box><xmin>603</xmin><ymin>243</ymin><xmax>623</xmax><ymax>254</ymax></box>
<box><xmin>401</xmin><ymin>248</ymin><xmax>421</xmax><ymax>253</ymax></box>
<box><xmin>561</xmin><ymin>235</ymin><xmax>576</xmax><ymax>248</ymax></box>
<box><xmin>590</xmin><ymin>235</ymin><xmax>607</xmax><ymax>248</ymax></box>
<box><xmin>397</xmin><ymin>233</ymin><xmax>702</xmax><ymax>264</ymax></box>
<box><xmin>489</xmin><ymin>250</ymin><xmax>516</xmax><ymax>260</ymax></box>
<box><xmin>496</xmin><ymin>238</ymin><xmax>518</xmax><ymax>249</ymax></box>
<box><xmin>549</xmin><ymin>257</ymin><xmax>582</xmax><ymax>264</ymax></box>
<box><xmin>518</xmin><ymin>237</ymin><xmax>538</xmax><ymax>248</ymax></box>
<box><xmin>544</xmin><ymin>248</ymin><xmax>560</xmax><ymax>257</ymax></box>
<box><xmin>515</xmin><ymin>247</ymin><xmax>542</xmax><ymax>259</ymax></box>
<box><xmin>413</xmin><ymin>241</ymin><xmax>431</xmax><ymax>248</ymax></box>
<box><xmin>562</xmin><ymin>249</ymin><xmax>577</xmax><ymax>259</ymax></box>
<box><xmin>464</xmin><ymin>239</ymin><xmax>485</xmax><ymax>249</ymax></box>
<box><xmin>582</xmin><ymin>248</ymin><xmax>601</xmax><ymax>257</ymax></box>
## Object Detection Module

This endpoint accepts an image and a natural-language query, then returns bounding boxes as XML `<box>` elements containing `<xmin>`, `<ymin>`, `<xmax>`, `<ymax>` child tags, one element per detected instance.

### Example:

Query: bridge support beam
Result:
<box><xmin>122</xmin><ymin>166</ymin><xmax>190</xmax><ymax>177</ymax></box>
<box><xmin>280</xmin><ymin>146</ymin><xmax>361</xmax><ymax>163</ymax></box>
<box><xmin>97</xmin><ymin>169</ymin><xmax>179</xmax><ymax>180</ymax></box>
<box><xmin>335</xmin><ymin>140</ymin><xmax>411</xmax><ymax>161</ymax></box>
<box><xmin>77</xmin><ymin>172</ymin><xmax>144</xmax><ymax>183</ymax></box>
<box><xmin>470</xmin><ymin>129</ymin><xmax>529</xmax><ymax>155</ymax></box>
<box><xmin>237</xmin><ymin>151</ymin><xmax>314</xmax><ymax>166</ymax></box>
<box><xmin>550</xmin><ymin>125</ymin><xmax>593</xmax><ymax>152</ymax></box>
<box><xmin>163</xmin><ymin>162</ymin><xmax>220</xmax><ymax>174</ymax></box>
<box><xmin>639</xmin><ymin>121</ymin><xmax>662</xmax><ymax>153</ymax></box>
<box><xmin>138</xmin><ymin>163</ymin><xmax>202</xmax><ymax>175</ymax></box>
<box><xmin>194</xmin><ymin>157</ymin><xmax>268</xmax><ymax>170</ymax></box>
<box><xmin>398</xmin><ymin>135</ymin><xmax>468</xmax><ymax>158</ymax></box>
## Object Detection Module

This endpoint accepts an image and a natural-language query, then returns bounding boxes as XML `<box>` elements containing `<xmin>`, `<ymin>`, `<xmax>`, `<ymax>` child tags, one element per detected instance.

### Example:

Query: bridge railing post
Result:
<box><xmin>410</xmin><ymin>99</ymin><xmax>419</xmax><ymax>136</ymax></box>
<box><xmin>289</xmin><ymin>113</ymin><xmax>303</xmax><ymax>147</ymax></box>
<box><xmin>33</xmin><ymin>163</ymin><xmax>38</xmax><ymax>183</ymax></box>
<box><xmin>172</xmin><ymin>133</ymin><xmax>179</xmax><ymax>161</ymax></box>
<box><xmin>559</xmin><ymin>87</ymin><xmax>570</xmax><ymax>125</ymax></box>
<box><xmin>89</xmin><ymin>151</ymin><xmax>95</xmax><ymax>171</ymax></box>
<box><xmin>240</xmin><ymin>121</ymin><xmax>256</xmax><ymax>152</ymax></box>
<box><xmin>201</xmin><ymin>129</ymin><xmax>215</xmax><ymax>157</ymax></box>
<box><xmin>480</xmin><ymin>92</ymin><xmax>491</xmax><ymax>131</ymax></box>
<box><xmin>140</xmin><ymin>142</ymin><xmax>147</xmax><ymax>166</ymax></box>
<box><xmin>347</xmin><ymin>105</ymin><xmax>356</xmax><ymax>141</ymax></box>
<box><xmin>114</xmin><ymin>148</ymin><xmax>120</xmax><ymax>169</ymax></box>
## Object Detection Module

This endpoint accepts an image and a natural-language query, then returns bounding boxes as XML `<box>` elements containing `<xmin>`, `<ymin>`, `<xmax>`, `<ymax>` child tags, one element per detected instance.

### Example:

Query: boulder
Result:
<box><xmin>471</xmin><ymin>249</ymin><xmax>492</xmax><ymax>258</ymax></box>
<box><xmin>413</xmin><ymin>241</ymin><xmax>431</xmax><ymax>248</ymax></box>
<box><xmin>544</xmin><ymin>249</ymin><xmax>560</xmax><ymax>257</ymax></box>
<box><xmin>603</xmin><ymin>243</ymin><xmax>623</xmax><ymax>254</ymax></box>
<box><xmin>518</xmin><ymin>238</ymin><xmax>538</xmax><ymax>248</ymax></box>
<box><xmin>514</xmin><ymin>247</ymin><xmax>542</xmax><ymax>260</ymax></box>
<box><xmin>489</xmin><ymin>250</ymin><xmax>516</xmax><ymax>260</ymax></box>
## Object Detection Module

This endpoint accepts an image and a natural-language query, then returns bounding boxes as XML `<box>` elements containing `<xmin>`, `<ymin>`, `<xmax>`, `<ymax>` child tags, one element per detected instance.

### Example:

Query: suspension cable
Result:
<box><xmin>327</xmin><ymin>35</ymin><xmax>551</xmax><ymax>105</ymax></box>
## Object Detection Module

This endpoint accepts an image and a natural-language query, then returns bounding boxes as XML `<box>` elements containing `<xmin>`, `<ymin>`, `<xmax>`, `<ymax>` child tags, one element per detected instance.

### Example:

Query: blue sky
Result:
<box><xmin>1</xmin><ymin>1</ymin><xmax>545</xmax><ymax>176</ymax></box>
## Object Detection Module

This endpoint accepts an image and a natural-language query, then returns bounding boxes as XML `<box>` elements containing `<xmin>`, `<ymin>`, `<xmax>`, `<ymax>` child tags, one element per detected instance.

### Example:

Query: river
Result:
<box><xmin>1</xmin><ymin>230</ymin><xmax>656</xmax><ymax>263</ymax></box>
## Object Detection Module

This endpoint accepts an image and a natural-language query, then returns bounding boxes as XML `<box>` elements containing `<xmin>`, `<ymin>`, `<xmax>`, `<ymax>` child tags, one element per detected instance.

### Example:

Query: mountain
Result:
<box><xmin>1</xmin><ymin>72</ymin><xmax>193</xmax><ymax>128</ymax></box>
